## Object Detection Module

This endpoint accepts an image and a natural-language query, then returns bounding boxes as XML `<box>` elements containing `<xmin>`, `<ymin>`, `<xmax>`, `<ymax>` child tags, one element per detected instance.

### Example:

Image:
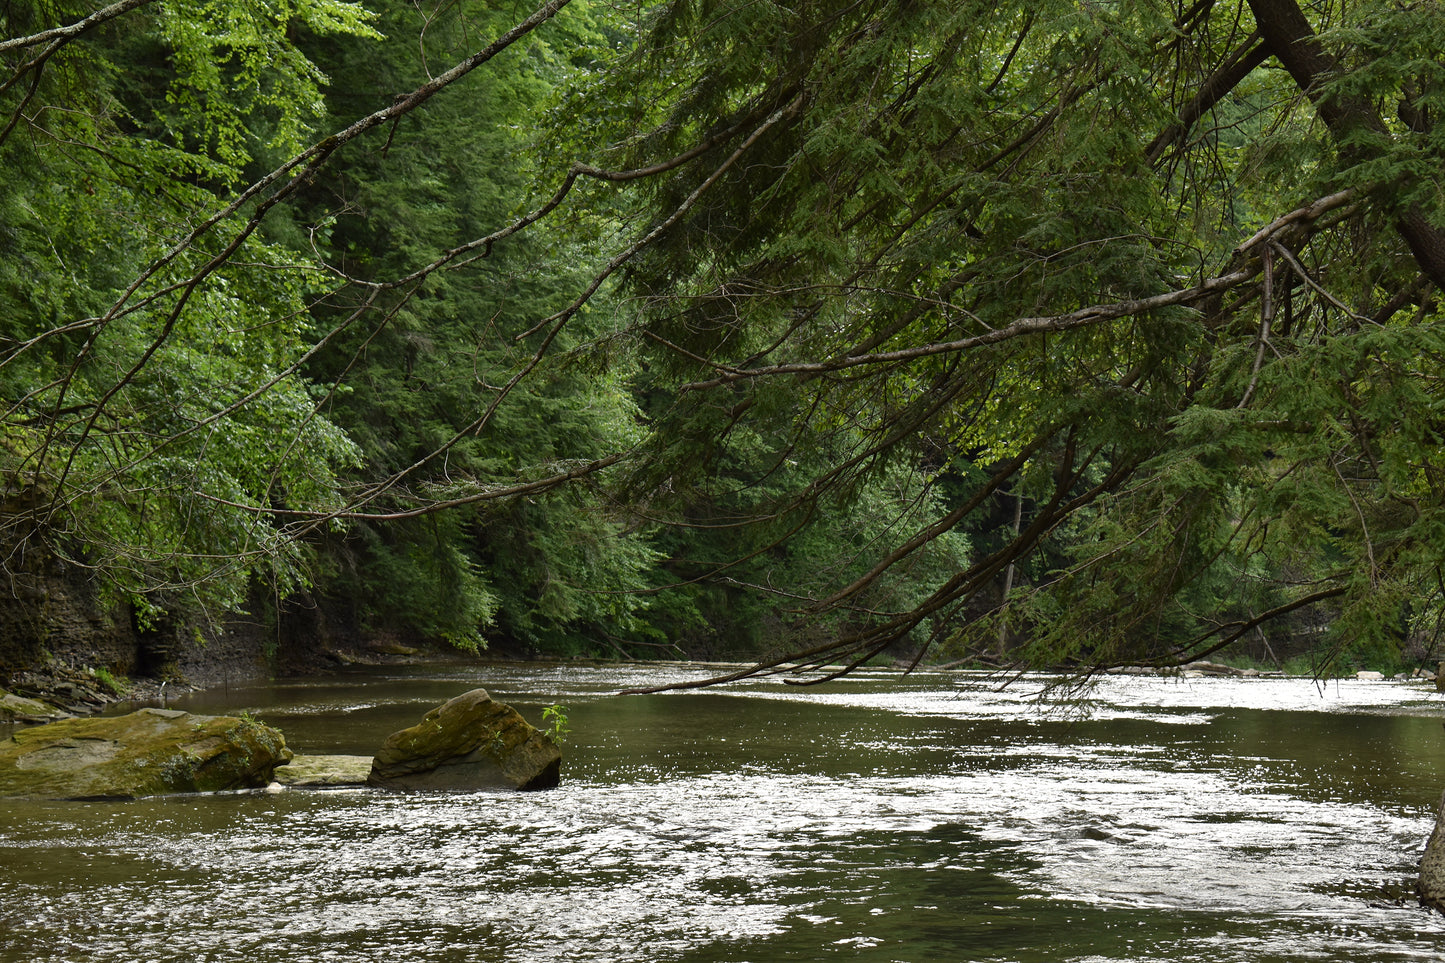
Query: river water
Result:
<box><xmin>3</xmin><ymin>662</ymin><xmax>1445</xmax><ymax>962</ymax></box>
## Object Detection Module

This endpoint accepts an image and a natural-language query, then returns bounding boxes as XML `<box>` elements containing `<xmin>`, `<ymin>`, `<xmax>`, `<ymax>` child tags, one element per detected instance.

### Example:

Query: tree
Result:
<box><xmin>0</xmin><ymin>0</ymin><xmax>379</xmax><ymax>621</ymax></box>
<box><xmin>2</xmin><ymin>0</ymin><xmax>1442</xmax><ymax>679</ymax></box>
<box><xmin>573</xmin><ymin>0</ymin><xmax>1445</xmax><ymax>684</ymax></box>
<box><xmin>282</xmin><ymin>0</ymin><xmax>661</xmax><ymax>652</ymax></box>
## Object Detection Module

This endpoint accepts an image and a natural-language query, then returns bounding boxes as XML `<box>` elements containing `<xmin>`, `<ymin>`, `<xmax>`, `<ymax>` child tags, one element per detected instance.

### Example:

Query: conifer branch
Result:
<box><xmin>677</xmin><ymin>267</ymin><xmax>1258</xmax><ymax>391</ymax></box>
<box><xmin>1247</xmin><ymin>0</ymin><xmax>1445</xmax><ymax>287</ymax></box>
<box><xmin>1147</xmin><ymin>32</ymin><xmax>1269</xmax><ymax>165</ymax></box>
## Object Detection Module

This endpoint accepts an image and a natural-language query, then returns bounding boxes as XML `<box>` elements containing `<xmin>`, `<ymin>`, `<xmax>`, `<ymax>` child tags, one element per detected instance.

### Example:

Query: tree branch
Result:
<box><xmin>1147</xmin><ymin>32</ymin><xmax>1270</xmax><ymax>165</ymax></box>
<box><xmin>1246</xmin><ymin>0</ymin><xmax>1445</xmax><ymax>288</ymax></box>
<box><xmin>679</xmin><ymin>267</ymin><xmax>1258</xmax><ymax>391</ymax></box>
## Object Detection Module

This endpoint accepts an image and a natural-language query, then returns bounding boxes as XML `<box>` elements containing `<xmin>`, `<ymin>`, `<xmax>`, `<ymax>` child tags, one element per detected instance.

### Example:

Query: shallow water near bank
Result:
<box><xmin>4</xmin><ymin>663</ymin><xmax>1445</xmax><ymax>962</ymax></box>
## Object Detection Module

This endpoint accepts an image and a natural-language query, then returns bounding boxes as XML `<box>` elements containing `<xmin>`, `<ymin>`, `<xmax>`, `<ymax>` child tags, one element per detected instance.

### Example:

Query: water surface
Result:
<box><xmin>3</xmin><ymin>664</ymin><xmax>1443</xmax><ymax>962</ymax></box>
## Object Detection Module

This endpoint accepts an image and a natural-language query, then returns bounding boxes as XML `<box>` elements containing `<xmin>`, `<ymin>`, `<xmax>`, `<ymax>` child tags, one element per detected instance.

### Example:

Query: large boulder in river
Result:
<box><xmin>1420</xmin><ymin>791</ymin><xmax>1445</xmax><ymax>911</ymax></box>
<box><xmin>368</xmin><ymin>688</ymin><xmax>561</xmax><ymax>792</ymax></box>
<box><xmin>0</xmin><ymin>707</ymin><xmax>292</xmax><ymax>799</ymax></box>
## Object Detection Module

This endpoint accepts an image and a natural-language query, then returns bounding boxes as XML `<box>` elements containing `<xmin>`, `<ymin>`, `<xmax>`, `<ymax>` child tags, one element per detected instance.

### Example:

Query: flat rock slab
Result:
<box><xmin>369</xmin><ymin>688</ymin><xmax>561</xmax><ymax>792</ymax></box>
<box><xmin>274</xmin><ymin>754</ymin><xmax>373</xmax><ymax>787</ymax></box>
<box><xmin>0</xmin><ymin>690</ymin><xmax>71</xmax><ymax>725</ymax></box>
<box><xmin>0</xmin><ymin>707</ymin><xmax>292</xmax><ymax>800</ymax></box>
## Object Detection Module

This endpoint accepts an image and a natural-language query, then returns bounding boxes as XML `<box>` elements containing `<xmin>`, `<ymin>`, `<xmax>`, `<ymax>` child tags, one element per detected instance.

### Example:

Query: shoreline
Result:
<box><xmin>5</xmin><ymin>652</ymin><xmax>1439</xmax><ymax>729</ymax></box>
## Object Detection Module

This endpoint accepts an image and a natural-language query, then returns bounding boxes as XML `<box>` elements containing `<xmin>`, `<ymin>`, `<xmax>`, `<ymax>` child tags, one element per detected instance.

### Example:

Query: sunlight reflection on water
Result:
<box><xmin>3</xmin><ymin>664</ymin><xmax>1445</xmax><ymax>963</ymax></box>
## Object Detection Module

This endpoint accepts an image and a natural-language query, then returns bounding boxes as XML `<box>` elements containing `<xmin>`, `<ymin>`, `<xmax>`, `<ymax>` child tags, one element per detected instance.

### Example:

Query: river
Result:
<box><xmin>3</xmin><ymin>662</ymin><xmax>1444</xmax><ymax>962</ymax></box>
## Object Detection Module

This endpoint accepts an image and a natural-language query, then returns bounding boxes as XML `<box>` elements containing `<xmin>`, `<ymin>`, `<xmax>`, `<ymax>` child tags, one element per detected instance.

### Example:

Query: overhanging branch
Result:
<box><xmin>678</xmin><ymin>266</ymin><xmax>1259</xmax><ymax>391</ymax></box>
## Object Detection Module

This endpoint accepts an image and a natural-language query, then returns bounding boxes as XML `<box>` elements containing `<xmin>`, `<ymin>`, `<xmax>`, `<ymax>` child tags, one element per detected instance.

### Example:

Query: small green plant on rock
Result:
<box><xmin>89</xmin><ymin>666</ymin><xmax>130</xmax><ymax>696</ymax></box>
<box><xmin>231</xmin><ymin>711</ymin><xmax>269</xmax><ymax>741</ymax></box>
<box><xmin>161</xmin><ymin>751</ymin><xmax>200</xmax><ymax>787</ymax></box>
<box><xmin>542</xmin><ymin>704</ymin><xmax>570</xmax><ymax>745</ymax></box>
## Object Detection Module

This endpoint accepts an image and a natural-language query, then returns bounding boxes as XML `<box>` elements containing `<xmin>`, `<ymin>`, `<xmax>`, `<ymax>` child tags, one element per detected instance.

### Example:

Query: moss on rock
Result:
<box><xmin>368</xmin><ymin>688</ymin><xmax>561</xmax><ymax>792</ymax></box>
<box><xmin>0</xmin><ymin>689</ymin><xmax>70</xmax><ymax>724</ymax></box>
<box><xmin>274</xmin><ymin>754</ymin><xmax>373</xmax><ymax>787</ymax></box>
<box><xmin>0</xmin><ymin>707</ymin><xmax>292</xmax><ymax>799</ymax></box>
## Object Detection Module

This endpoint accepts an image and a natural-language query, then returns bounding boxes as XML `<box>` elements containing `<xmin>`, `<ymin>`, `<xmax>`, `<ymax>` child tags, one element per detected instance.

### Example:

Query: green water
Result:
<box><xmin>3</xmin><ymin>663</ymin><xmax>1444</xmax><ymax>962</ymax></box>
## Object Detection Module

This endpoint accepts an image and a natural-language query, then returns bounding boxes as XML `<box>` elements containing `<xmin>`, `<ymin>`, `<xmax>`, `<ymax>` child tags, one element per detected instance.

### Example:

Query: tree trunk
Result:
<box><xmin>1246</xmin><ymin>0</ymin><xmax>1445</xmax><ymax>288</ymax></box>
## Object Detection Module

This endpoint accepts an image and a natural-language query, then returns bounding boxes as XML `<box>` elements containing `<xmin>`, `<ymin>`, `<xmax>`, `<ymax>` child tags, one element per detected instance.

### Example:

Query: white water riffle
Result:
<box><xmin>2</xmin><ymin>664</ymin><xmax>1443</xmax><ymax>962</ymax></box>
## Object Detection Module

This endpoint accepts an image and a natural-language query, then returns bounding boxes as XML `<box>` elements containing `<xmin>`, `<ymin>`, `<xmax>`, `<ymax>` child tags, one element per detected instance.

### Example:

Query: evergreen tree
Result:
<box><xmin>561</xmin><ymin>0</ymin><xmax>1445</xmax><ymax>680</ymax></box>
<box><xmin>0</xmin><ymin>0</ymin><xmax>377</xmax><ymax>620</ymax></box>
<box><xmin>4</xmin><ymin>0</ymin><xmax>1442</xmax><ymax>678</ymax></box>
<box><xmin>287</xmin><ymin>0</ymin><xmax>658</xmax><ymax>653</ymax></box>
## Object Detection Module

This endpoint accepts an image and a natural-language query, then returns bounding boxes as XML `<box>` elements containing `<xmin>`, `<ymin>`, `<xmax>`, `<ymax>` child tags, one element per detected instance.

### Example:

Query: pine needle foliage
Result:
<box><xmin>560</xmin><ymin>0</ymin><xmax>1445</xmax><ymax>680</ymax></box>
<box><xmin>3</xmin><ymin>0</ymin><xmax>1443</xmax><ymax>676</ymax></box>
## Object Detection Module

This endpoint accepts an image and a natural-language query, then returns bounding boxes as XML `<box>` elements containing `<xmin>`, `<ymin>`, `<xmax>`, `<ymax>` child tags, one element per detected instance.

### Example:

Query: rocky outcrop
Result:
<box><xmin>1420</xmin><ymin>791</ymin><xmax>1445</xmax><ymax>911</ymax></box>
<box><xmin>0</xmin><ymin>499</ymin><xmax>139</xmax><ymax>685</ymax></box>
<box><xmin>0</xmin><ymin>689</ymin><xmax>69</xmax><ymax>724</ymax></box>
<box><xmin>274</xmin><ymin>754</ymin><xmax>373</xmax><ymax>787</ymax></box>
<box><xmin>0</xmin><ymin>707</ymin><xmax>292</xmax><ymax>799</ymax></box>
<box><xmin>0</xmin><ymin>526</ymin><xmax>394</xmax><ymax>707</ymax></box>
<box><xmin>4</xmin><ymin>664</ymin><xmax>125</xmax><ymax>716</ymax></box>
<box><xmin>368</xmin><ymin>688</ymin><xmax>561</xmax><ymax>792</ymax></box>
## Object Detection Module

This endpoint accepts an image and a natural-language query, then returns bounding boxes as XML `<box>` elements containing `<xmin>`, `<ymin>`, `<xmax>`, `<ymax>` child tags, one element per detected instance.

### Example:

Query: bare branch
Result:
<box><xmin>1232</xmin><ymin>189</ymin><xmax>1358</xmax><ymax>255</ymax></box>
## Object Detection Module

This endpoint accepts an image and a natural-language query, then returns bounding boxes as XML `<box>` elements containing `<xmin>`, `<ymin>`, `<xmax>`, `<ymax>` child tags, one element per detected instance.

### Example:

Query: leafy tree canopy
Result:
<box><xmin>2</xmin><ymin>0</ymin><xmax>1442</xmax><ymax>679</ymax></box>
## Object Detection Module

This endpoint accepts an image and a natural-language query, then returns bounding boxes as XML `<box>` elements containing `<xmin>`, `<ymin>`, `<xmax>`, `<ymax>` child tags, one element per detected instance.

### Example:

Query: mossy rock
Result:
<box><xmin>368</xmin><ymin>688</ymin><xmax>561</xmax><ymax>792</ymax></box>
<box><xmin>0</xmin><ymin>689</ymin><xmax>71</xmax><ymax>724</ymax></box>
<box><xmin>1421</xmin><ymin>790</ymin><xmax>1445</xmax><ymax>911</ymax></box>
<box><xmin>0</xmin><ymin>707</ymin><xmax>292</xmax><ymax>799</ymax></box>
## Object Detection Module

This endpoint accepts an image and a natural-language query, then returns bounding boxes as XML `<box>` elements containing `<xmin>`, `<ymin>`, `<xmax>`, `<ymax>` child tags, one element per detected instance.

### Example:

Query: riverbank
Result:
<box><xmin>0</xmin><ymin>543</ymin><xmax>497</xmax><ymax>721</ymax></box>
<box><xmin>7</xmin><ymin>647</ymin><xmax>1440</xmax><ymax>730</ymax></box>
<box><xmin>0</xmin><ymin>636</ymin><xmax>494</xmax><ymax>726</ymax></box>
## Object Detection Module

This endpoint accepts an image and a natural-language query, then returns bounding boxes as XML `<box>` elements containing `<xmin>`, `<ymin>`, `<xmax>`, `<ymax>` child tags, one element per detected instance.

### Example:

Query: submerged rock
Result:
<box><xmin>1182</xmin><ymin>660</ymin><xmax>1246</xmax><ymax>677</ymax></box>
<box><xmin>274</xmin><ymin>754</ymin><xmax>373</xmax><ymax>788</ymax></box>
<box><xmin>0</xmin><ymin>707</ymin><xmax>292</xmax><ymax>799</ymax></box>
<box><xmin>368</xmin><ymin>688</ymin><xmax>561</xmax><ymax>792</ymax></box>
<box><xmin>1421</xmin><ymin>791</ymin><xmax>1445</xmax><ymax>912</ymax></box>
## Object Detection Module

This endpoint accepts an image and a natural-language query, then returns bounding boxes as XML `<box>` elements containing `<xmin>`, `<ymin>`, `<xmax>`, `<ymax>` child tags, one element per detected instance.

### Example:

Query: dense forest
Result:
<box><xmin>1</xmin><ymin>0</ymin><xmax>1442</xmax><ymax>681</ymax></box>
